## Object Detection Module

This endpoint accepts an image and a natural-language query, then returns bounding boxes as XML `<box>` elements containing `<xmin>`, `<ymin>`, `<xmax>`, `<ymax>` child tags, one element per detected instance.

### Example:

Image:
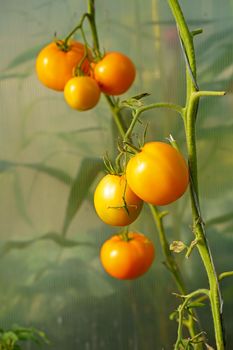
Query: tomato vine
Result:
<box><xmin>35</xmin><ymin>0</ymin><xmax>233</xmax><ymax>348</ymax></box>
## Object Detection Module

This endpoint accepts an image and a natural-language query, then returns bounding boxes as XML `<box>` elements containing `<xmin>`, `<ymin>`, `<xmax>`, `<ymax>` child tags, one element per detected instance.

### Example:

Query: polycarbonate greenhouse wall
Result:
<box><xmin>0</xmin><ymin>0</ymin><xmax>232</xmax><ymax>349</ymax></box>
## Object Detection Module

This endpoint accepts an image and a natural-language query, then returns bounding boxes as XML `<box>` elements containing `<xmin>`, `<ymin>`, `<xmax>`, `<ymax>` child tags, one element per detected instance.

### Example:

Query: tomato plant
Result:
<box><xmin>64</xmin><ymin>76</ymin><xmax>101</xmax><ymax>110</ymax></box>
<box><xmin>126</xmin><ymin>142</ymin><xmax>189</xmax><ymax>206</ymax></box>
<box><xmin>94</xmin><ymin>174</ymin><xmax>143</xmax><ymax>226</ymax></box>
<box><xmin>100</xmin><ymin>232</ymin><xmax>155</xmax><ymax>279</ymax></box>
<box><xmin>36</xmin><ymin>40</ymin><xmax>91</xmax><ymax>91</ymax></box>
<box><xmin>94</xmin><ymin>52</ymin><xmax>136</xmax><ymax>95</ymax></box>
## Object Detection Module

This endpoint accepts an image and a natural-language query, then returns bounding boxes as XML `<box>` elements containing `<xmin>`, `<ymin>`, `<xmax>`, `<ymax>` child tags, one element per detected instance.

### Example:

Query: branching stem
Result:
<box><xmin>168</xmin><ymin>0</ymin><xmax>226</xmax><ymax>348</ymax></box>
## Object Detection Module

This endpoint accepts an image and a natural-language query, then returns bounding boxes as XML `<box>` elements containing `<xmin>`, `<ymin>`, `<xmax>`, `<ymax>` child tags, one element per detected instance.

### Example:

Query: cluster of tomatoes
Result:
<box><xmin>35</xmin><ymin>39</ymin><xmax>136</xmax><ymax>110</ymax></box>
<box><xmin>94</xmin><ymin>142</ymin><xmax>189</xmax><ymax>280</ymax></box>
<box><xmin>35</xmin><ymin>38</ymin><xmax>189</xmax><ymax>281</ymax></box>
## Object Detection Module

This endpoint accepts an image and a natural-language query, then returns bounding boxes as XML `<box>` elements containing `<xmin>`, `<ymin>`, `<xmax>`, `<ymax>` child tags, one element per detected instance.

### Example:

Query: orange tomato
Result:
<box><xmin>36</xmin><ymin>40</ymin><xmax>90</xmax><ymax>91</ymax></box>
<box><xmin>126</xmin><ymin>142</ymin><xmax>189</xmax><ymax>206</ymax></box>
<box><xmin>94</xmin><ymin>52</ymin><xmax>136</xmax><ymax>95</ymax></box>
<box><xmin>64</xmin><ymin>76</ymin><xmax>101</xmax><ymax>110</ymax></box>
<box><xmin>100</xmin><ymin>232</ymin><xmax>155</xmax><ymax>279</ymax></box>
<box><xmin>94</xmin><ymin>174</ymin><xmax>143</xmax><ymax>226</ymax></box>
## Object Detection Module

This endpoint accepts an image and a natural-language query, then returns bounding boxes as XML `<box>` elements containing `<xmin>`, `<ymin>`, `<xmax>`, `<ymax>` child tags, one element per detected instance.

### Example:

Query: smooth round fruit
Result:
<box><xmin>126</xmin><ymin>142</ymin><xmax>189</xmax><ymax>206</ymax></box>
<box><xmin>94</xmin><ymin>52</ymin><xmax>136</xmax><ymax>95</ymax></box>
<box><xmin>36</xmin><ymin>40</ymin><xmax>90</xmax><ymax>91</ymax></box>
<box><xmin>100</xmin><ymin>232</ymin><xmax>155</xmax><ymax>280</ymax></box>
<box><xmin>94</xmin><ymin>174</ymin><xmax>143</xmax><ymax>226</ymax></box>
<box><xmin>64</xmin><ymin>76</ymin><xmax>101</xmax><ymax>110</ymax></box>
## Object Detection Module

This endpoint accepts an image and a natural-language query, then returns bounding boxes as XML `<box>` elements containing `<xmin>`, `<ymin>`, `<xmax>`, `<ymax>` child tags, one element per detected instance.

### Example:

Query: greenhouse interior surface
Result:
<box><xmin>0</xmin><ymin>0</ymin><xmax>232</xmax><ymax>349</ymax></box>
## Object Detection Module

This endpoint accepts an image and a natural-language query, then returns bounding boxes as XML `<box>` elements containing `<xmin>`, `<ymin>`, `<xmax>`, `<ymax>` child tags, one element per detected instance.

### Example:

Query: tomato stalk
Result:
<box><xmin>123</xmin><ymin>102</ymin><xmax>183</xmax><ymax>142</ymax></box>
<box><xmin>173</xmin><ymin>289</ymin><xmax>210</xmax><ymax>349</ymax></box>
<box><xmin>168</xmin><ymin>0</ymin><xmax>226</xmax><ymax>348</ymax></box>
<box><xmin>63</xmin><ymin>13</ymin><xmax>89</xmax><ymax>49</ymax></box>
<box><xmin>120</xmin><ymin>229</ymin><xmax>131</xmax><ymax>242</ymax></box>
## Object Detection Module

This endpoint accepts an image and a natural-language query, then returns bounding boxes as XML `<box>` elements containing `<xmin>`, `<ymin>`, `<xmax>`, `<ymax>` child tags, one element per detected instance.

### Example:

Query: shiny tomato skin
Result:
<box><xmin>94</xmin><ymin>52</ymin><xmax>136</xmax><ymax>95</ymax></box>
<box><xmin>126</xmin><ymin>142</ymin><xmax>189</xmax><ymax>206</ymax></box>
<box><xmin>94</xmin><ymin>174</ymin><xmax>143</xmax><ymax>226</ymax></box>
<box><xmin>36</xmin><ymin>41</ymin><xmax>90</xmax><ymax>91</ymax></box>
<box><xmin>64</xmin><ymin>76</ymin><xmax>101</xmax><ymax>110</ymax></box>
<box><xmin>100</xmin><ymin>232</ymin><xmax>155</xmax><ymax>280</ymax></box>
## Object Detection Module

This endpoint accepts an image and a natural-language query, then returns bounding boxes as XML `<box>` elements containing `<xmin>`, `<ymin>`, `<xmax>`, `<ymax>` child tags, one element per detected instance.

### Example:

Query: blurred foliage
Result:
<box><xmin>0</xmin><ymin>0</ymin><xmax>232</xmax><ymax>349</ymax></box>
<box><xmin>0</xmin><ymin>325</ymin><xmax>48</xmax><ymax>350</ymax></box>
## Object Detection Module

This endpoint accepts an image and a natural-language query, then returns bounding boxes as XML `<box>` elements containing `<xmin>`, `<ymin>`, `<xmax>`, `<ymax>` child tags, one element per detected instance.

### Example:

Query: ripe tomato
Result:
<box><xmin>100</xmin><ymin>232</ymin><xmax>155</xmax><ymax>280</ymax></box>
<box><xmin>94</xmin><ymin>52</ymin><xmax>136</xmax><ymax>95</ymax></box>
<box><xmin>36</xmin><ymin>40</ymin><xmax>90</xmax><ymax>91</ymax></box>
<box><xmin>64</xmin><ymin>76</ymin><xmax>101</xmax><ymax>110</ymax></box>
<box><xmin>94</xmin><ymin>174</ymin><xmax>143</xmax><ymax>226</ymax></box>
<box><xmin>126</xmin><ymin>142</ymin><xmax>189</xmax><ymax>206</ymax></box>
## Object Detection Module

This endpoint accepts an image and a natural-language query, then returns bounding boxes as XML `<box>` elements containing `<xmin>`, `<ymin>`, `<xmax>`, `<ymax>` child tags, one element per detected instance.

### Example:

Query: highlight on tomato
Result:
<box><xmin>94</xmin><ymin>174</ymin><xmax>143</xmax><ymax>226</ymax></box>
<box><xmin>64</xmin><ymin>76</ymin><xmax>101</xmax><ymax>110</ymax></box>
<box><xmin>126</xmin><ymin>141</ymin><xmax>189</xmax><ymax>206</ymax></box>
<box><xmin>100</xmin><ymin>232</ymin><xmax>155</xmax><ymax>280</ymax></box>
<box><xmin>94</xmin><ymin>52</ymin><xmax>136</xmax><ymax>95</ymax></box>
<box><xmin>36</xmin><ymin>40</ymin><xmax>91</xmax><ymax>91</ymax></box>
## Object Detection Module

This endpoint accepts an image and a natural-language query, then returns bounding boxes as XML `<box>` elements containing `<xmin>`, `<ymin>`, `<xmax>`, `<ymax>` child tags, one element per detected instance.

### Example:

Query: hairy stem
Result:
<box><xmin>168</xmin><ymin>0</ymin><xmax>225</xmax><ymax>348</ymax></box>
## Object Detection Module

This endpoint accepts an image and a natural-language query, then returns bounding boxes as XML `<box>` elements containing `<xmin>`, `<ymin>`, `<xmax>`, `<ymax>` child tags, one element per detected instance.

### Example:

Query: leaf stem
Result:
<box><xmin>219</xmin><ymin>271</ymin><xmax>233</xmax><ymax>282</ymax></box>
<box><xmin>63</xmin><ymin>13</ymin><xmax>88</xmax><ymax>47</ymax></box>
<box><xmin>149</xmin><ymin>205</ymin><xmax>185</xmax><ymax>294</ymax></box>
<box><xmin>124</xmin><ymin>102</ymin><xmax>183</xmax><ymax>142</ymax></box>
<box><xmin>174</xmin><ymin>289</ymin><xmax>210</xmax><ymax>349</ymax></box>
<box><xmin>104</xmin><ymin>95</ymin><xmax>127</xmax><ymax>138</ymax></box>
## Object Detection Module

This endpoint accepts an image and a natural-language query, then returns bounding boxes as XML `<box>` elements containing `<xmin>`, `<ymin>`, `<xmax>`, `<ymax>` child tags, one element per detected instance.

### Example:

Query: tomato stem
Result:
<box><xmin>168</xmin><ymin>0</ymin><xmax>226</xmax><ymax>348</ymax></box>
<box><xmin>120</xmin><ymin>229</ymin><xmax>130</xmax><ymax>242</ymax></box>
<box><xmin>63</xmin><ymin>13</ymin><xmax>89</xmax><ymax>49</ymax></box>
<box><xmin>87</xmin><ymin>0</ymin><xmax>101</xmax><ymax>58</ymax></box>
<box><xmin>218</xmin><ymin>271</ymin><xmax>233</xmax><ymax>282</ymax></box>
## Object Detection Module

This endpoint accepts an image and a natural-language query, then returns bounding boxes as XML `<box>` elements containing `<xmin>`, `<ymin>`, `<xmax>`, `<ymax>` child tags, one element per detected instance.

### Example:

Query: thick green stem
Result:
<box><xmin>167</xmin><ymin>0</ymin><xmax>196</xmax><ymax>103</ymax></box>
<box><xmin>167</xmin><ymin>0</ymin><xmax>225</xmax><ymax>348</ymax></box>
<box><xmin>87</xmin><ymin>0</ymin><xmax>100</xmax><ymax>55</ymax></box>
<box><xmin>185</xmin><ymin>99</ymin><xmax>225</xmax><ymax>349</ymax></box>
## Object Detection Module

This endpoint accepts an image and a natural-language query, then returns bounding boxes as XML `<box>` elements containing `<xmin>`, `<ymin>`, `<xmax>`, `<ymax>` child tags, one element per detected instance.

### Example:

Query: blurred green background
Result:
<box><xmin>0</xmin><ymin>0</ymin><xmax>232</xmax><ymax>349</ymax></box>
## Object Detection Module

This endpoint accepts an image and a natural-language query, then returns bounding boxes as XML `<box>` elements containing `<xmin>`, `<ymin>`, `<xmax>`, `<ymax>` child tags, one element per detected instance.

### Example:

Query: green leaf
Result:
<box><xmin>169</xmin><ymin>310</ymin><xmax>178</xmax><ymax>321</ymax></box>
<box><xmin>0</xmin><ymin>160</ymin><xmax>72</xmax><ymax>185</ymax></box>
<box><xmin>197</xmin><ymin>27</ymin><xmax>232</xmax><ymax>57</ymax></box>
<box><xmin>206</xmin><ymin>212</ymin><xmax>233</xmax><ymax>227</ymax></box>
<box><xmin>198</xmin><ymin>124</ymin><xmax>233</xmax><ymax>140</ymax></box>
<box><xmin>21</xmin><ymin>162</ymin><xmax>73</xmax><ymax>185</ymax></box>
<box><xmin>5</xmin><ymin>45</ymin><xmax>43</xmax><ymax>70</ymax></box>
<box><xmin>13</xmin><ymin>326</ymin><xmax>49</xmax><ymax>345</ymax></box>
<box><xmin>62</xmin><ymin>157</ymin><xmax>104</xmax><ymax>235</ymax></box>
<box><xmin>1</xmin><ymin>330</ymin><xmax>18</xmax><ymax>345</ymax></box>
<box><xmin>187</xmin><ymin>301</ymin><xmax>205</xmax><ymax>309</ymax></box>
<box><xmin>0</xmin><ymin>232</ymin><xmax>92</xmax><ymax>258</ymax></box>
<box><xmin>0</xmin><ymin>72</ymin><xmax>30</xmax><ymax>80</ymax></box>
<box><xmin>200</xmin><ymin>43</ymin><xmax>233</xmax><ymax>77</ymax></box>
<box><xmin>0</xmin><ymin>160</ymin><xmax>15</xmax><ymax>173</ymax></box>
<box><xmin>39</xmin><ymin>232</ymin><xmax>92</xmax><ymax>248</ymax></box>
<box><xmin>13</xmin><ymin>173</ymin><xmax>34</xmax><ymax>228</ymax></box>
<box><xmin>56</xmin><ymin>128</ymin><xmax>102</xmax><ymax>153</ymax></box>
